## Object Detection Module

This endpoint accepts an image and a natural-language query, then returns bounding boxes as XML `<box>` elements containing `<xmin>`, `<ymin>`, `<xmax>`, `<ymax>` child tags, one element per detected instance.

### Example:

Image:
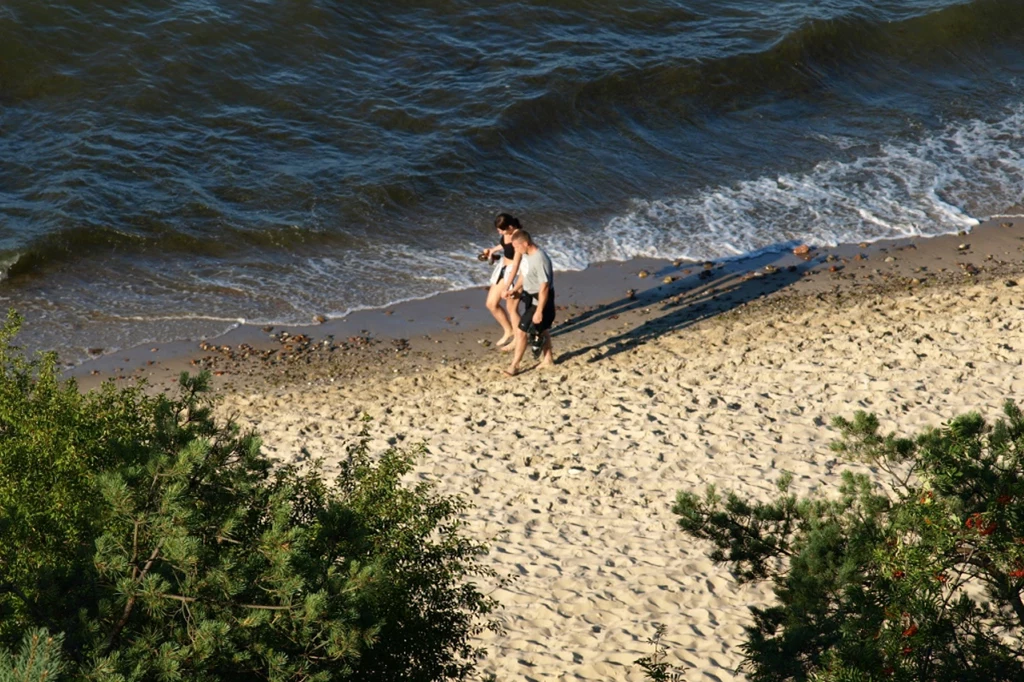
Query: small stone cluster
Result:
<box><xmin>192</xmin><ymin>327</ymin><xmax>399</xmax><ymax>378</ymax></box>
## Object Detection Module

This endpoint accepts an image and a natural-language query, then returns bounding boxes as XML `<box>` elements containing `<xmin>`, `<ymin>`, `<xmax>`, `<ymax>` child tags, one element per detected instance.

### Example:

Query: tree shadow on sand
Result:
<box><xmin>553</xmin><ymin>243</ymin><xmax>811</xmax><ymax>365</ymax></box>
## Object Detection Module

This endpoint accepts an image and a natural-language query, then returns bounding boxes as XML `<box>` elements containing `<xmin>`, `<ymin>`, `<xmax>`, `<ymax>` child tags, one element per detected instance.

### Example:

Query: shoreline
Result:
<box><xmin>68</xmin><ymin>212</ymin><xmax>1024</xmax><ymax>394</ymax></box>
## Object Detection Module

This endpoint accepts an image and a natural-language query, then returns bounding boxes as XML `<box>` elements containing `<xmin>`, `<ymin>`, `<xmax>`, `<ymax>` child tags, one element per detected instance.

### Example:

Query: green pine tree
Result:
<box><xmin>673</xmin><ymin>405</ymin><xmax>1024</xmax><ymax>681</ymax></box>
<box><xmin>0</xmin><ymin>310</ymin><xmax>499</xmax><ymax>681</ymax></box>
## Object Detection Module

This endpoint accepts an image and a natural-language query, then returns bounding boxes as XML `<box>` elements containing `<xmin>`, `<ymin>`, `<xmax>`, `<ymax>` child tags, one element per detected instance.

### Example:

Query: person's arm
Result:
<box><xmin>504</xmin><ymin>252</ymin><xmax>523</xmax><ymax>290</ymax></box>
<box><xmin>533</xmin><ymin>281</ymin><xmax>550</xmax><ymax>324</ymax></box>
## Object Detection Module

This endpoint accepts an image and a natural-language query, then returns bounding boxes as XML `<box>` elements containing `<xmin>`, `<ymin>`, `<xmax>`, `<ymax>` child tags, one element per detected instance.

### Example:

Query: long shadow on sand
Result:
<box><xmin>553</xmin><ymin>245</ymin><xmax>810</xmax><ymax>365</ymax></box>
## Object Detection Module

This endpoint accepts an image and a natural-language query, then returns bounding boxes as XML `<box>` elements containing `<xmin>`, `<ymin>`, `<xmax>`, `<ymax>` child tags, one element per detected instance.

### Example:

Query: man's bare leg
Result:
<box><xmin>537</xmin><ymin>331</ymin><xmax>554</xmax><ymax>368</ymax></box>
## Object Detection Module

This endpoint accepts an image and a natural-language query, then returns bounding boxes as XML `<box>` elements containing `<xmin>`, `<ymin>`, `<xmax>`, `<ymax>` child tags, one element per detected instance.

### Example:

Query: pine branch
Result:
<box><xmin>103</xmin><ymin>543</ymin><xmax>161</xmax><ymax>654</ymax></box>
<box><xmin>155</xmin><ymin>592</ymin><xmax>293</xmax><ymax>611</ymax></box>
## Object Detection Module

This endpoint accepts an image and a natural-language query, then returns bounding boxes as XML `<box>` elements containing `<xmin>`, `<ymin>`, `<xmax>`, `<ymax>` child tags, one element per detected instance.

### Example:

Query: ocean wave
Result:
<box><xmin>562</xmin><ymin>105</ymin><xmax>1023</xmax><ymax>267</ymax></box>
<box><xmin>0</xmin><ymin>221</ymin><xmax>369</xmax><ymax>281</ymax></box>
<box><xmin>484</xmin><ymin>0</ymin><xmax>1024</xmax><ymax>150</ymax></box>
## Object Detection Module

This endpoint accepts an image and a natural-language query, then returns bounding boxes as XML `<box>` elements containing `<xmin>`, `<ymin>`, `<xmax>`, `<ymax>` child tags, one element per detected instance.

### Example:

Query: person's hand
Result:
<box><xmin>532</xmin><ymin>310</ymin><xmax>542</xmax><ymax>325</ymax></box>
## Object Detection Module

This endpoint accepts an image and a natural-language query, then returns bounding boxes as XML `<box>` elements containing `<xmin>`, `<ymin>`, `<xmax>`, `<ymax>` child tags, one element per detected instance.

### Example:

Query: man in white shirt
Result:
<box><xmin>502</xmin><ymin>230</ymin><xmax>555</xmax><ymax>376</ymax></box>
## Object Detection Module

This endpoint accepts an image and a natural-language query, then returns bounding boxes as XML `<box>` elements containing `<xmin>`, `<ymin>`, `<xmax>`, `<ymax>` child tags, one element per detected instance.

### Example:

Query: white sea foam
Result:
<box><xmin>0</xmin><ymin>256</ymin><xmax>18</xmax><ymax>283</ymax></box>
<box><xmin>538</xmin><ymin>105</ymin><xmax>1023</xmax><ymax>270</ymax></box>
<box><xmin>113</xmin><ymin>314</ymin><xmax>248</xmax><ymax>324</ymax></box>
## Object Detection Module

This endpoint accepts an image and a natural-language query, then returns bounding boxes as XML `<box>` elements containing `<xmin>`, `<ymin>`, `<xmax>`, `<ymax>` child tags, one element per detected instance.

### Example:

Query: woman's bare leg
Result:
<box><xmin>505</xmin><ymin>328</ymin><xmax>528</xmax><ymax>375</ymax></box>
<box><xmin>501</xmin><ymin>289</ymin><xmax>521</xmax><ymax>352</ymax></box>
<box><xmin>507</xmin><ymin>292</ymin><xmax>521</xmax><ymax>331</ymax></box>
<box><xmin>486</xmin><ymin>282</ymin><xmax>513</xmax><ymax>344</ymax></box>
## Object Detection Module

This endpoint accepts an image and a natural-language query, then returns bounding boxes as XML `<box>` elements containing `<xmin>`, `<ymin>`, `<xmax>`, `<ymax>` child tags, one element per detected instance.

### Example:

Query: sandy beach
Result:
<box><xmin>67</xmin><ymin>215</ymin><xmax>1024</xmax><ymax>680</ymax></box>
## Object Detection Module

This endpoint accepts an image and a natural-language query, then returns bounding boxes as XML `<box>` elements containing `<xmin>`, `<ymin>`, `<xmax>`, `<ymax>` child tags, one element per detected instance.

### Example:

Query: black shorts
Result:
<box><xmin>518</xmin><ymin>290</ymin><xmax>556</xmax><ymax>334</ymax></box>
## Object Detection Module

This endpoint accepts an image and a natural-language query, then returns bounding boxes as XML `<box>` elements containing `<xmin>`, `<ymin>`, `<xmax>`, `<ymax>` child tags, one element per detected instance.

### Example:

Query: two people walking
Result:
<box><xmin>481</xmin><ymin>213</ymin><xmax>555</xmax><ymax>376</ymax></box>
<box><xmin>482</xmin><ymin>213</ymin><xmax>524</xmax><ymax>348</ymax></box>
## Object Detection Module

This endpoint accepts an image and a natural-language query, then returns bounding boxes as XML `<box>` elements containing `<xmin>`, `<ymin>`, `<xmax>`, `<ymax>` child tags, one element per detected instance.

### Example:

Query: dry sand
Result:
<box><xmin>74</xmin><ymin>215</ymin><xmax>1024</xmax><ymax>680</ymax></box>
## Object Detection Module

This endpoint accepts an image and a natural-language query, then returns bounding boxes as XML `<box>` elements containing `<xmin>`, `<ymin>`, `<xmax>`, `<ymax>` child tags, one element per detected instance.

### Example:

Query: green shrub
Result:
<box><xmin>0</xmin><ymin>311</ymin><xmax>497</xmax><ymax>681</ymax></box>
<box><xmin>673</xmin><ymin>405</ymin><xmax>1024</xmax><ymax>681</ymax></box>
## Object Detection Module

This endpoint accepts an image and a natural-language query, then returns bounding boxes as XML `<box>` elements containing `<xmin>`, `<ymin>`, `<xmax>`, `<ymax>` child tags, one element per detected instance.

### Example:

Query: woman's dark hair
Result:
<box><xmin>494</xmin><ymin>213</ymin><xmax>521</xmax><ymax>231</ymax></box>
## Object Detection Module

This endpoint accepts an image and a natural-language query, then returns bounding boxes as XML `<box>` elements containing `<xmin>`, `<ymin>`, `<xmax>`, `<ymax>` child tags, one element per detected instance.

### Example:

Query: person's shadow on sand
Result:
<box><xmin>553</xmin><ymin>243</ymin><xmax>810</xmax><ymax>365</ymax></box>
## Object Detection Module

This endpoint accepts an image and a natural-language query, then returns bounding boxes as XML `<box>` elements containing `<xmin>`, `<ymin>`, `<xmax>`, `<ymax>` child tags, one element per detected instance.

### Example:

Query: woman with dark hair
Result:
<box><xmin>479</xmin><ymin>213</ymin><xmax>523</xmax><ymax>347</ymax></box>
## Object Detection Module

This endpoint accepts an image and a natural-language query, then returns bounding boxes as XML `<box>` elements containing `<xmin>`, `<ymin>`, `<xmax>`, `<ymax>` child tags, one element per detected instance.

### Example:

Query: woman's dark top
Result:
<box><xmin>502</xmin><ymin>235</ymin><xmax>516</xmax><ymax>259</ymax></box>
